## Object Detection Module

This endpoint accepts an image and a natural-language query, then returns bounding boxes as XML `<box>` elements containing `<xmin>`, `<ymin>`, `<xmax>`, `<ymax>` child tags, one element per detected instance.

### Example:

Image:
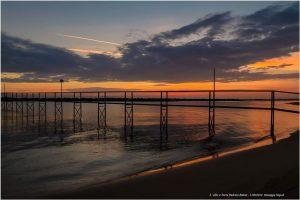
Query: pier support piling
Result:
<box><xmin>15</xmin><ymin>93</ymin><xmax>24</xmax><ymax>126</ymax></box>
<box><xmin>270</xmin><ymin>91</ymin><xmax>276</xmax><ymax>142</ymax></box>
<box><xmin>124</xmin><ymin>92</ymin><xmax>134</xmax><ymax>139</ymax></box>
<box><xmin>38</xmin><ymin>93</ymin><xmax>47</xmax><ymax>132</ymax></box>
<box><xmin>97</xmin><ymin>92</ymin><xmax>107</xmax><ymax>139</ymax></box>
<box><xmin>54</xmin><ymin>92</ymin><xmax>63</xmax><ymax>134</ymax></box>
<box><xmin>1</xmin><ymin>92</ymin><xmax>6</xmax><ymax>111</ymax></box>
<box><xmin>160</xmin><ymin>91</ymin><xmax>169</xmax><ymax>141</ymax></box>
<box><xmin>16</xmin><ymin>93</ymin><xmax>24</xmax><ymax>116</ymax></box>
<box><xmin>26</xmin><ymin>93</ymin><xmax>35</xmax><ymax>126</ymax></box>
<box><xmin>11</xmin><ymin>93</ymin><xmax>15</xmax><ymax>122</ymax></box>
<box><xmin>6</xmin><ymin>93</ymin><xmax>13</xmax><ymax>112</ymax></box>
<box><xmin>73</xmin><ymin>92</ymin><xmax>83</xmax><ymax>133</ymax></box>
<box><xmin>208</xmin><ymin>91</ymin><xmax>216</xmax><ymax>138</ymax></box>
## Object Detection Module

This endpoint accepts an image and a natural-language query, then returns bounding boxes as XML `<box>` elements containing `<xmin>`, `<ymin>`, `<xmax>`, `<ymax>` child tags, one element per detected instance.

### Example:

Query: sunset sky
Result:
<box><xmin>1</xmin><ymin>1</ymin><xmax>299</xmax><ymax>92</ymax></box>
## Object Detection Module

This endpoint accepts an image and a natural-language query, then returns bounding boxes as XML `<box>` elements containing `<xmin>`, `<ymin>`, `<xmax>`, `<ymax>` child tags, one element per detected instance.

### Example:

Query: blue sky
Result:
<box><xmin>1</xmin><ymin>1</ymin><xmax>299</xmax><ymax>92</ymax></box>
<box><xmin>2</xmin><ymin>1</ymin><xmax>279</xmax><ymax>52</ymax></box>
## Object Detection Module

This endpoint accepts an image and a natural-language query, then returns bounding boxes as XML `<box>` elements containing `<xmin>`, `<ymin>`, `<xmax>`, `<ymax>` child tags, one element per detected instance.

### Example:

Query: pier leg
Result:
<box><xmin>124</xmin><ymin>92</ymin><xmax>134</xmax><ymax>140</ymax></box>
<box><xmin>1</xmin><ymin>92</ymin><xmax>8</xmax><ymax>129</ymax></box>
<box><xmin>73</xmin><ymin>92</ymin><xmax>82</xmax><ymax>133</ymax></box>
<box><xmin>97</xmin><ymin>92</ymin><xmax>107</xmax><ymax>139</ymax></box>
<box><xmin>15</xmin><ymin>93</ymin><xmax>18</xmax><ymax>121</ymax></box>
<box><xmin>1</xmin><ymin>93</ymin><xmax>6</xmax><ymax>121</ymax></box>
<box><xmin>44</xmin><ymin>93</ymin><xmax>47</xmax><ymax>133</ymax></box>
<box><xmin>6</xmin><ymin>93</ymin><xmax>14</xmax><ymax>123</ymax></box>
<box><xmin>20</xmin><ymin>93</ymin><xmax>24</xmax><ymax>128</ymax></box>
<box><xmin>54</xmin><ymin>92</ymin><xmax>63</xmax><ymax>134</ymax></box>
<box><xmin>130</xmin><ymin>92</ymin><xmax>134</xmax><ymax>138</ymax></box>
<box><xmin>54</xmin><ymin>93</ymin><xmax>57</xmax><ymax>133</ymax></box>
<box><xmin>38</xmin><ymin>93</ymin><xmax>47</xmax><ymax>132</ymax></box>
<box><xmin>26</xmin><ymin>93</ymin><xmax>29</xmax><ymax>126</ymax></box>
<box><xmin>270</xmin><ymin>91</ymin><xmax>276</xmax><ymax>143</ymax></box>
<box><xmin>11</xmin><ymin>93</ymin><xmax>15</xmax><ymax>124</ymax></box>
<box><xmin>26</xmin><ymin>93</ymin><xmax>35</xmax><ymax>127</ymax></box>
<box><xmin>4</xmin><ymin>93</ymin><xmax>8</xmax><ymax>112</ymax></box>
<box><xmin>208</xmin><ymin>91</ymin><xmax>215</xmax><ymax>138</ymax></box>
<box><xmin>124</xmin><ymin>92</ymin><xmax>127</xmax><ymax>139</ymax></box>
<box><xmin>38</xmin><ymin>93</ymin><xmax>41</xmax><ymax>129</ymax></box>
<box><xmin>160</xmin><ymin>92</ymin><xmax>168</xmax><ymax>142</ymax></box>
<box><xmin>15</xmin><ymin>93</ymin><xmax>24</xmax><ymax>126</ymax></box>
<box><xmin>31</xmin><ymin>93</ymin><xmax>35</xmax><ymax>124</ymax></box>
<box><xmin>5</xmin><ymin>93</ymin><xmax>8</xmax><ymax>112</ymax></box>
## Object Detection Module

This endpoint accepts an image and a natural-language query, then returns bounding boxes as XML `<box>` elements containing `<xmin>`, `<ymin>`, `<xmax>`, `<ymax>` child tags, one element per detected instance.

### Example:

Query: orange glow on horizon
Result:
<box><xmin>1</xmin><ymin>78</ymin><xmax>298</xmax><ymax>93</ymax></box>
<box><xmin>243</xmin><ymin>52</ymin><xmax>299</xmax><ymax>74</ymax></box>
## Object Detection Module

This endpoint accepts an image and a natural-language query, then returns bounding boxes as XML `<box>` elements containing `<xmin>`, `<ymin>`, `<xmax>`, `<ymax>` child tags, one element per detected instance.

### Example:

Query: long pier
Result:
<box><xmin>1</xmin><ymin>90</ymin><xmax>299</xmax><ymax>143</ymax></box>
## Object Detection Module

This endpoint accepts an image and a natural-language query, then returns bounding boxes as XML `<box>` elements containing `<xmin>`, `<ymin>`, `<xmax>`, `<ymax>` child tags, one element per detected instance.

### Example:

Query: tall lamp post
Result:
<box><xmin>60</xmin><ymin>79</ymin><xmax>64</xmax><ymax>98</ymax></box>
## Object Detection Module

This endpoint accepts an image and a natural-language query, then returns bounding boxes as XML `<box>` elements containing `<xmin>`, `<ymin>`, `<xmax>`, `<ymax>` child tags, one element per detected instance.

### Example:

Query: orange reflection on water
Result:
<box><xmin>134</xmin><ymin>136</ymin><xmax>275</xmax><ymax>178</ymax></box>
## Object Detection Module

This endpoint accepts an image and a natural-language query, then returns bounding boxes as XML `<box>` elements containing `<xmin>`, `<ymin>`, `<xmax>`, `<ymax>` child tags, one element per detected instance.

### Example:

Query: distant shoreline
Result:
<box><xmin>2</xmin><ymin>97</ymin><xmax>299</xmax><ymax>102</ymax></box>
<box><xmin>288</xmin><ymin>101</ymin><xmax>300</xmax><ymax>105</ymax></box>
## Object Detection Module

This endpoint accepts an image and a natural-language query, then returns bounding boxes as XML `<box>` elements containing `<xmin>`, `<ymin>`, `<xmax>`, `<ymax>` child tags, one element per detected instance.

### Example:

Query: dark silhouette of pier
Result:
<box><xmin>1</xmin><ymin>90</ymin><xmax>299</xmax><ymax>143</ymax></box>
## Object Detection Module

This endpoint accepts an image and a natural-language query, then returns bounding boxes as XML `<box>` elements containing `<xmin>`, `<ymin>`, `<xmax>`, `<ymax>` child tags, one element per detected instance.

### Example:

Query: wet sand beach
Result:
<box><xmin>55</xmin><ymin>131</ymin><xmax>299</xmax><ymax>199</ymax></box>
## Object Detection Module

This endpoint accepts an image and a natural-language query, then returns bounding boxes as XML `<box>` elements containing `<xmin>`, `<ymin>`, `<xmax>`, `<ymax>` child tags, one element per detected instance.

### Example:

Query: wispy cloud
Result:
<box><xmin>69</xmin><ymin>48</ymin><xmax>122</xmax><ymax>58</ymax></box>
<box><xmin>56</xmin><ymin>34</ymin><xmax>121</xmax><ymax>46</ymax></box>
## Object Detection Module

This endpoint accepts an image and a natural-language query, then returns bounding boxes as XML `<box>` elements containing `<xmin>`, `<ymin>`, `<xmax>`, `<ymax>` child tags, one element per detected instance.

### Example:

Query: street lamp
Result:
<box><xmin>60</xmin><ymin>79</ymin><xmax>64</xmax><ymax>98</ymax></box>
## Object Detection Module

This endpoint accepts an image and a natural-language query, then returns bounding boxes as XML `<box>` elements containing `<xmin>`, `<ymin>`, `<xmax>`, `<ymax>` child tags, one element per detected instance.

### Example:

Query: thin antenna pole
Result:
<box><xmin>213</xmin><ymin>68</ymin><xmax>216</xmax><ymax>91</ymax></box>
<box><xmin>60</xmin><ymin>82</ymin><xmax>63</xmax><ymax>98</ymax></box>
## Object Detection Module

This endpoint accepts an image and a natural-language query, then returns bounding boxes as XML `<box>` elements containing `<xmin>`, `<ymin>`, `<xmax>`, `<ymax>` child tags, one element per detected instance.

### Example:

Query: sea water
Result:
<box><xmin>1</xmin><ymin>100</ymin><xmax>299</xmax><ymax>198</ymax></box>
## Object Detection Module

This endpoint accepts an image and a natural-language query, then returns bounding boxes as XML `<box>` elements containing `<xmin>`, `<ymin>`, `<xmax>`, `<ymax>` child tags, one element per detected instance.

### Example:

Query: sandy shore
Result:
<box><xmin>52</xmin><ymin>132</ymin><xmax>299</xmax><ymax>199</ymax></box>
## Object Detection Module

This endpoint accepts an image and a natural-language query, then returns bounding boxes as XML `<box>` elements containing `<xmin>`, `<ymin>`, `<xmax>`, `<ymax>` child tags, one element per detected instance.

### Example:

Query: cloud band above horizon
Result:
<box><xmin>2</xmin><ymin>2</ymin><xmax>299</xmax><ymax>83</ymax></box>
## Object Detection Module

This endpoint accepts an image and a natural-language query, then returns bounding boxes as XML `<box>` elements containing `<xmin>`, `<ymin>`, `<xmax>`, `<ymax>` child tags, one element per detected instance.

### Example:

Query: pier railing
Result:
<box><xmin>1</xmin><ymin>90</ymin><xmax>299</xmax><ymax>142</ymax></box>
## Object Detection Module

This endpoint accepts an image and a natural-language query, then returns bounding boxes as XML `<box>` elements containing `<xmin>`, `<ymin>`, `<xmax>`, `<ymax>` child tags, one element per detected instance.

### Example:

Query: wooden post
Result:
<box><xmin>73</xmin><ymin>92</ymin><xmax>76</xmax><ymax>132</ymax></box>
<box><xmin>124</xmin><ymin>92</ymin><xmax>127</xmax><ymax>139</ymax></box>
<box><xmin>208</xmin><ymin>91</ymin><xmax>211</xmax><ymax>134</ymax></box>
<box><xmin>79</xmin><ymin>92</ymin><xmax>82</xmax><ymax>131</ymax></box>
<box><xmin>32</xmin><ymin>93</ymin><xmax>35</xmax><ymax>124</ymax></box>
<box><xmin>54</xmin><ymin>92</ymin><xmax>57</xmax><ymax>133</ymax></box>
<box><xmin>21</xmin><ymin>93</ymin><xmax>24</xmax><ymax>119</ymax></box>
<box><xmin>44</xmin><ymin>92</ymin><xmax>47</xmax><ymax>131</ymax></box>
<box><xmin>160</xmin><ymin>92</ymin><xmax>168</xmax><ymax>141</ymax></box>
<box><xmin>270</xmin><ymin>91</ymin><xmax>276</xmax><ymax>142</ymax></box>
<box><xmin>97</xmin><ymin>92</ymin><xmax>100</xmax><ymax>138</ymax></box>
<box><xmin>130</xmin><ymin>91</ymin><xmax>134</xmax><ymax>138</ymax></box>
<box><xmin>160</xmin><ymin>92</ymin><xmax>163</xmax><ymax>141</ymax></box>
<box><xmin>97</xmin><ymin>92</ymin><xmax>107</xmax><ymax>139</ymax></box>
<box><xmin>26</xmin><ymin>93</ymin><xmax>29</xmax><ymax>125</ymax></box>
<box><xmin>38</xmin><ymin>93</ymin><xmax>41</xmax><ymax>127</ymax></box>
<box><xmin>104</xmin><ymin>92</ymin><xmax>107</xmax><ymax>129</ymax></box>
<box><xmin>166</xmin><ymin>92</ymin><xmax>168</xmax><ymax>140</ymax></box>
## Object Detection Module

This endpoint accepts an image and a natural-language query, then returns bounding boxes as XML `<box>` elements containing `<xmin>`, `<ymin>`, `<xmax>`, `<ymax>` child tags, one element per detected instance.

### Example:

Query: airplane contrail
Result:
<box><xmin>57</xmin><ymin>33</ymin><xmax>121</xmax><ymax>46</ymax></box>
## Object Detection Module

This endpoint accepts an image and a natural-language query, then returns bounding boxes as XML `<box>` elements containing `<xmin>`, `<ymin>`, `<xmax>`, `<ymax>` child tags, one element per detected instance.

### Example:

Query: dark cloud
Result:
<box><xmin>2</xmin><ymin>2</ymin><xmax>299</xmax><ymax>83</ymax></box>
<box><xmin>255</xmin><ymin>63</ymin><xmax>293</xmax><ymax>70</ymax></box>
<box><xmin>151</xmin><ymin>11</ymin><xmax>233</xmax><ymax>43</ymax></box>
<box><xmin>2</xmin><ymin>34</ymin><xmax>84</xmax><ymax>74</ymax></box>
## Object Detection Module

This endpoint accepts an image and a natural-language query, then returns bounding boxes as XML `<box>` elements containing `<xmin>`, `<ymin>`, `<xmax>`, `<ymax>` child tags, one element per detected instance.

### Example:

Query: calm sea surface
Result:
<box><xmin>1</xmin><ymin>100</ymin><xmax>299</xmax><ymax>197</ymax></box>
